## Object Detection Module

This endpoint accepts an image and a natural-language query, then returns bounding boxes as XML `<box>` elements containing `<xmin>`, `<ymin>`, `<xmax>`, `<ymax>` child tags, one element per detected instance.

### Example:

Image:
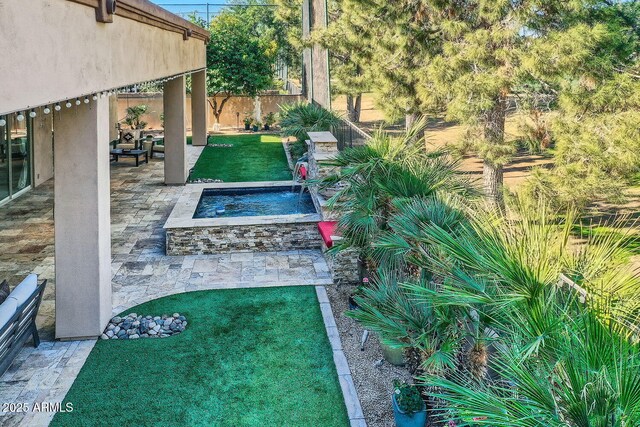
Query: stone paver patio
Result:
<box><xmin>0</xmin><ymin>146</ymin><xmax>333</xmax><ymax>426</ymax></box>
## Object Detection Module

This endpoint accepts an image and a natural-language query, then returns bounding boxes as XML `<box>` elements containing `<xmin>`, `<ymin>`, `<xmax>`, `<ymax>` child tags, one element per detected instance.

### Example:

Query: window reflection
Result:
<box><xmin>0</xmin><ymin>112</ymin><xmax>32</xmax><ymax>204</ymax></box>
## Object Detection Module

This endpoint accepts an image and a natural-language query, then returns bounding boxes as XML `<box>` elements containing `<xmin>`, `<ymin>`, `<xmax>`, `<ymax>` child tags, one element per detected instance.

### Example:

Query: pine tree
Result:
<box><xmin>346</xmin><ymin>0</ymin><xmax>433</xmax><ymax>126</ymax></box>
<box><xmin>523</xmin><ymin>2</ymin><xmax>640</xmax><ymax>208</ymax></box>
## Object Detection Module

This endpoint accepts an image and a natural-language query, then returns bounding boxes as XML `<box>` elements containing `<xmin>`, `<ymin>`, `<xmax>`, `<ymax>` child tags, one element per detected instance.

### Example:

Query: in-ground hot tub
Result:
<box><xmin>164</xmin><ymin>181</ymin><xmax>322</xmax><ymax>255</ymax></box>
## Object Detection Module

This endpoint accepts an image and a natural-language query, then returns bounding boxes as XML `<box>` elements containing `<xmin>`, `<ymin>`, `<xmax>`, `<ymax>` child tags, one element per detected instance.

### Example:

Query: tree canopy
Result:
<box><xmin>205</xmin><ymin>9</ymin><xmax>275</xmax><ymax>123</ymax></box>
<box><xmin>326</xmin><ymin>0</ymin><xmax>640</xmax><ymax>209</ymax></box>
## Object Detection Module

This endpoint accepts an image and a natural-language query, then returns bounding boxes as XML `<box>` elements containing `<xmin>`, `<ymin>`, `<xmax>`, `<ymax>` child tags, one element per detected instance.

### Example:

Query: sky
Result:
<box><xmin>151</xmin><ymin>1</ymin><xmax>231</xmax><ymax>22</ymax></box>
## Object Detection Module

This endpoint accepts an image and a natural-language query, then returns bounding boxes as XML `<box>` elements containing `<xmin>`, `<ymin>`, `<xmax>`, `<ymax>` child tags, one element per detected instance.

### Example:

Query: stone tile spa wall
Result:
<box><xmin>166</xmin><ymin>222</ymin><xmax>322</xmax><ymax>255</ymax></box>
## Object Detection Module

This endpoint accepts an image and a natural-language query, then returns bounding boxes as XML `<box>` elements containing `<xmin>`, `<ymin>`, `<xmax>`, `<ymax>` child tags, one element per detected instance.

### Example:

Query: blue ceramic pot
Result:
<box><xmin>392</xmin><ymin>393</ymin><xmax>427</xmax><ymax>427</ymax></box>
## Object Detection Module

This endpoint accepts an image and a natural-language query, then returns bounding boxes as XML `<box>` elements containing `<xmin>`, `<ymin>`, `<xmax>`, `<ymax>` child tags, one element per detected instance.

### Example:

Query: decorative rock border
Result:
<box><xmin>190</xmin><ymin>178</ymin><xmax>224</xmax><ymax>183</ymax></box>
<box><xmin>101</xmin><ymin>313</ymin><xmax>187</xmax><ymax>340</ymax></box>
<box><xmin>315</xmin><ymin>286</ymin><xmax>367</xmax><ymax>427</ymax></box>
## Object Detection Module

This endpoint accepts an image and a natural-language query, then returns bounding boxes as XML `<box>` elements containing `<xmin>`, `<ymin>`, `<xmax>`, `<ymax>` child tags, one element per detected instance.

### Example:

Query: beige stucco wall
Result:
<box><xmin>0</xmin><ymin>1</ymin><xmax>206</xmax><ymax>115</ymax></box>
<box><xmin>117</xmin><ymin>94</ymin><xmax>304</xmax><ymax>130</ymax></box>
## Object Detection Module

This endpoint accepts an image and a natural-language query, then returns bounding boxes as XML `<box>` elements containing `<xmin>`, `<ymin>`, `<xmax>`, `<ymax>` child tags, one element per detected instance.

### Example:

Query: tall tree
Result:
<box><xmin>345</xmin><ymin>0</ymin><xmax>432</xmax><ymax>127</ymax></box>
<box><xmin>271</xmin><ymin>0</ymin><xmax>304</xmax><ymax>79</ymax></box>
<box><xmin>524</xmin><ymin>1</ymin><xmax>640</xmax><ymax>209</ymax></box>
<box><xmin>206</xmin><ymin>10</ymin><xmax>274</xmax><ymax>124</ymax></box>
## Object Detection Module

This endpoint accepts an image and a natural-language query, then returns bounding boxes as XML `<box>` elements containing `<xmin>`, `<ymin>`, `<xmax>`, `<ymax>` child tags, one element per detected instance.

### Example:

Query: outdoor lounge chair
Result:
<box><xmin>116</xmin><ymin>129</ymin><xmax>140</xmax><ymax>150</ymax></box>
<box><xmin>0</xmin><ymin>274</ymin><xmax>47</xmax><ymax>376</ymax></box>
<box><xmin>151</xmin><ymin>140</ymin><xmax>165</xmax><ymax>158</ymax></box>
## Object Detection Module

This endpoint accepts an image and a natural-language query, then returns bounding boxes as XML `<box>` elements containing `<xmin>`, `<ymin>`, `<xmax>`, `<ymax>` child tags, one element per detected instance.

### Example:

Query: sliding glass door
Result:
<box><xmin>0</xmin><ymin>112</ymin><xmax>32</xmax><ymax>205</ymax></box>
<box><xmin>0</xmin><ymin>116</ymin><xmax>9</xmax><ymax>203</ymax></box>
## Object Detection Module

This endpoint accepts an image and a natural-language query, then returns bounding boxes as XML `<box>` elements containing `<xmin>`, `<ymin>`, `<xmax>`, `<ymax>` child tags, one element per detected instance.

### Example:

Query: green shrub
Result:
<box><xmin>393</xmin><ymin>380</ymin><xmax>424</xmax><ymax>414</ymax></box>
<box><xmin>288</xmin><ymin>139</ymin><xmax>307</xmax><ymax>160</ymax></box>
<box><xmin>279</xmin><ymin>102</ymin><xmax>341</xmax><ymax>142</ymax></box>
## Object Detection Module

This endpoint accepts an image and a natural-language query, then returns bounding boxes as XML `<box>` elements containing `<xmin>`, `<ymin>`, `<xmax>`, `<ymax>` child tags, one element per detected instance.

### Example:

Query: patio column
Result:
<box><xmin>191</xmin><ymin>70</ymin><xmax>207</xmax><ymax>146</ymax></box>
<box><xmin>164</xmin><ymin>75</ymin><xmax>188</xmax><ymax>184</ymax></box>
<box><xmin>54</xmin><ymin>97</ymin><xmax>112</xmax><ymax>340</ymax></box>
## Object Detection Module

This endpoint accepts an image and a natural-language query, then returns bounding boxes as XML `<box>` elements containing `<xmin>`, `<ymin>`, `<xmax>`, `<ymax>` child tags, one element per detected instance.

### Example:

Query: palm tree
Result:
<box><xmin>402</xmin><ymin>198</ymin><xmax>640</xmax><ymax>425</ymax></box>
<box><xmin>317</xmin><ymin>119</ymin><xmax>475</xmax><ymax>269</ymax></box>
<box><xmin>278</xmin><ymin>102</ymin><xmax>342</xmax><ymax>142</ymax></box>
<box><xmin>424</xmin><ymin>303</ymin><xmax>640</xmax><ymax>426</ymax></box>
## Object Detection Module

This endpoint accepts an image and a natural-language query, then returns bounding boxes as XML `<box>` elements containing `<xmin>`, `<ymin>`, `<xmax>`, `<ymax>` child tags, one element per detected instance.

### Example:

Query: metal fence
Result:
<box><xmin>332</xmin><ymin>118</ymin><xmax>371</xmax><ymax>151</ymax></box>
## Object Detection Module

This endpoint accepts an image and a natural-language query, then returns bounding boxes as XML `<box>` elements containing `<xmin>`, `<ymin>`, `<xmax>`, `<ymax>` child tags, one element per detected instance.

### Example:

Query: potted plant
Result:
<box><xmin>392</xmin><ymin>381</ymin><xmax>427</xmax><ymax>427</ymax></box>
<box><xmin>119</xmin><ymin>104</ymin><xmax>148</xmax><ymax>148</ymax></box>
<box><xmin>263</xmin><ymin>112</ymin><xmax>276</xmax><ymax>131</ymax></box>
<box><xmin>252</xmin><ymin>121</ymin><xmax>261</xmax><ymax>132</ymax></box>
<box><xmin>243</xmin><ymin>116</ymin><xmax>252</xmax><ymax>131</ymax></box>
<box><xmin>124</xmin><ymin>105</ymin><xmax>148</xmax><ymax>130</ymax></box>
<box><xmin>381</xmin><ymin>340</ymin><xmax>405</xmax><ymax>366</ymax></box>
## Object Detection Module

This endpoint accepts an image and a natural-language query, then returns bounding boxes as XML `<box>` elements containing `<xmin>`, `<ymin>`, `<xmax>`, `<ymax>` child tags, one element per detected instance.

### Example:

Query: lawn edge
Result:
<box><xmin>315</xmin><ymin>286</ymin><xmax>367</xmax><ymax>427</ymax></box>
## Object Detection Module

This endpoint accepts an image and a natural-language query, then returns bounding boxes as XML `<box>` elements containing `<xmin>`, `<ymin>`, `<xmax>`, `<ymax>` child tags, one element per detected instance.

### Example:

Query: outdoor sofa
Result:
<box><xmin>0</xmin><ymin>274</ymin><xmax>47</xmax><ymax>375</ymax></box>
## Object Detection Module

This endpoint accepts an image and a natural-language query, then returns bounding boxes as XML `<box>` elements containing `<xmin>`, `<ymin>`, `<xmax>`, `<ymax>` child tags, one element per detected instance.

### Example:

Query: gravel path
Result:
<box><xmin>326</xmin><ymin>284</ymin><xmax>413</xmax><ymax>427</ymax></box>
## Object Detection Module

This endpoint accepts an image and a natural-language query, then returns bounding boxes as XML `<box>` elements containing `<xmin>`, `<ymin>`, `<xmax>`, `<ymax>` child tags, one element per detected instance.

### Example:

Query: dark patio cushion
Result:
<box><xmin>0</xmin><ymin>281</ymin><xmax>9</xmax><ymax>304</ymax></box>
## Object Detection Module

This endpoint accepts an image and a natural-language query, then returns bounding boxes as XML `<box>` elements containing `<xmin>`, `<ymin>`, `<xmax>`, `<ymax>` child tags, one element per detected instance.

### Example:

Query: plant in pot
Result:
<box><xmin>392</xmin><ymin>380</ymin><xmax>427</xmax><ymax>427</ymax></box>
<box><xmin>263</xmin><ymin>112</ymin><xmax>276</xmax><ymax>131</ymax></box>
<box><xmin>124</xmin><ymin>105</ymin><xmax>148</xmax><ymax>130</ymax></box>
<box><xmin>252</xmin><ymin>121</ymin><xmax>261</xmax><ymax>132</ymax></box>
<box><xmin>119</xmin><ymin>104</ymin><xmax>148</xmax><ymax>150</ymax></box>
<box><xmin>243</xmin><ymin>115</ymin><xmax>252</xmax><ymax>131</ymax></box>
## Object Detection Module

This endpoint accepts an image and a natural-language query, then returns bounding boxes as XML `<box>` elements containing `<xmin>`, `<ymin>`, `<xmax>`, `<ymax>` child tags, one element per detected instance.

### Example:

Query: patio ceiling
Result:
<box><xmin>0</xmin><ymin>0</ymin><xmax>209</xmax><ymax>115</ymax></box>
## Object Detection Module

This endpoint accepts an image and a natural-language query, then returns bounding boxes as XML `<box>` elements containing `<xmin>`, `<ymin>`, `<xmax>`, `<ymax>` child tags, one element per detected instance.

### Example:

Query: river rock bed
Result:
<box><xmin>189</xmin><ymin>178</ymin><xmax>224</xmax><ymax>183</ymax></box>
<box><xmin>100</xmin><ymin>313</ymin><xmax>187</xmax><ymax>340</ymax></box>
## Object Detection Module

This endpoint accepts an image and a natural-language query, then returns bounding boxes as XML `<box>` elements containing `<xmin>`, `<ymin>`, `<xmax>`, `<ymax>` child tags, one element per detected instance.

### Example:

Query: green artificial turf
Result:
<box><xmin>189</xmin><ymin>134</ymin><xmax>291</xmax><ymax>182</ymax></box>
<box><xmin>51</xmin><ymin>287</ymin><xmax>349</xmax><ymax>427</ymax></box>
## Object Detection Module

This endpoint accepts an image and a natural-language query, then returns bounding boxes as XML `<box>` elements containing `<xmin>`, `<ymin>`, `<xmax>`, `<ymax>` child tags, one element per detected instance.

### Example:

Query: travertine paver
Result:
<box><xmin>0</xmin><ymin>145</ymin><xmax>332</xmax><ymax>426</ymax></box>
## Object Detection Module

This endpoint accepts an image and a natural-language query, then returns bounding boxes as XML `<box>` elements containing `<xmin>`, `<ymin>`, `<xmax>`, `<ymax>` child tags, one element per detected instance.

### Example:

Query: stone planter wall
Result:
<box><xmin>166</xmin><ymin>222</ymin><xmax>322</xmax><ymax>255</ymax></box>
<box><xmin>324</xmin><ymin>245</ymin><xmax>360</xmax><ymax>285</ymax></box>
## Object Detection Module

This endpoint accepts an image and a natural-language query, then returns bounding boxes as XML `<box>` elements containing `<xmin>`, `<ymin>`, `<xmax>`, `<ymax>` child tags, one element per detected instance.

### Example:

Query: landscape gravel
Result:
<box><xmin>326</xmin><ymin>284</ymin><xmax>413</xmax><ymax>427</ymax></box>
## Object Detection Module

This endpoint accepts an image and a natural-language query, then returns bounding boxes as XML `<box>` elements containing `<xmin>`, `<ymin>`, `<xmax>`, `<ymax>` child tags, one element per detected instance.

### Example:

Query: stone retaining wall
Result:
<box><xmin>166</xmin><ymin>222</ymin><xmax>322</xmax><ymax>255</ymax></box>
<box><xmin>324</xmin><ymin>245</ymin><xmax>360</xmax><ymax>285</ymax></box>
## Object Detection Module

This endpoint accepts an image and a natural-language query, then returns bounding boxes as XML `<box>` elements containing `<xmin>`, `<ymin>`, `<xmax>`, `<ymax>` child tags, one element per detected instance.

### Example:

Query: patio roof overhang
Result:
<box><xmin>0</xmin><ymin>0</ymin><xmax>209</xmax><ymax>115</ymax></box>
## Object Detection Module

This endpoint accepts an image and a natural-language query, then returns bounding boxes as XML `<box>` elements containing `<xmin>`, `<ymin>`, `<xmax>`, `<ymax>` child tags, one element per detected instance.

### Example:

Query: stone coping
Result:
<box><xmin>308</xmin><ymin>131</ymin><xmax>338</xmax><ymax>144</ymax></box>
<box><xmin>164</xmin><ymin>181</ymin><xmax>322</xmax><ymax>229</ymax></box>
<box><xmin>315</xmin><ymin>286</ymin><xmax>367</xmax><ymax>427</ymax></box>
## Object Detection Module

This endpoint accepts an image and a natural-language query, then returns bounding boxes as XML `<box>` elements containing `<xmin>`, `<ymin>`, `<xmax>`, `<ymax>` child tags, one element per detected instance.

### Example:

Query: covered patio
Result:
<box><xmin>1</xmin><ymin>0</ymin><xmax>211</xmax><ymax>341</ymax></box>
<box><xmin>0</xmin><ymin>150</ymin><xmax>333</xmax><ymax>426</ymax></box>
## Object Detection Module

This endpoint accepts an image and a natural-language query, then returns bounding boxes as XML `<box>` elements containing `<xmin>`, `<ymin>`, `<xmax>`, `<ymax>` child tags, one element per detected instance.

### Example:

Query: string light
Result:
<box><xmin>55</xmin><ymin>103</ymin><xmax>62</xmax><ymax>111</ymax></box>
<box><xmin>75</xmin><ymin>98</ymin><xmax>81</xmax><ymax>106</ymax></box>
<box><xmin>83</xmin><ymin>97</ymin><xmax>90</xmax><ymax>104</ymax></box>
<box><xmin>43</xmin><ymin>106</ymin><xmax>51</xmax><ymax>114</ymax></box>
<box><xmin>16</xmin><ymin>112</ymin><xmax>25</xmax><ymax>121</ymax></box>
<box><xmin>93</xmin><ymin>94</ymin><xmax>98</xmax><ymax>101</ymax></box>
<box><xmin>66</xmin><ymin>101</ymin><xmax>72</xmax><ymax>108</ymax></box>
<box><xmin>29</xmin><ymin>109</ymin><xmax>37</xmax><ymax>118</ymax></box>
<box><xmin>0</xmin><ymin>118</ymin><xmax>5</xmax><ymax>127</ymax></box>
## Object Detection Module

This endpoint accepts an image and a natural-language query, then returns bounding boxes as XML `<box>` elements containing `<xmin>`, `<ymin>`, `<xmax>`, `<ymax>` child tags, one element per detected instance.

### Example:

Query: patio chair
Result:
<box><xmin>151</xmin><ymin>140</ymin><xmax>165</xmax><ymax>158</ymax></box>
<box><xmin>115</xmin><ymin>129</ymin><xmax>140</xmax><ymax>150</ymax></box>
<box><xmin>0</xmin><ymin>274</ymin><xmax>47</xmax><ymax>375</ymax></box>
